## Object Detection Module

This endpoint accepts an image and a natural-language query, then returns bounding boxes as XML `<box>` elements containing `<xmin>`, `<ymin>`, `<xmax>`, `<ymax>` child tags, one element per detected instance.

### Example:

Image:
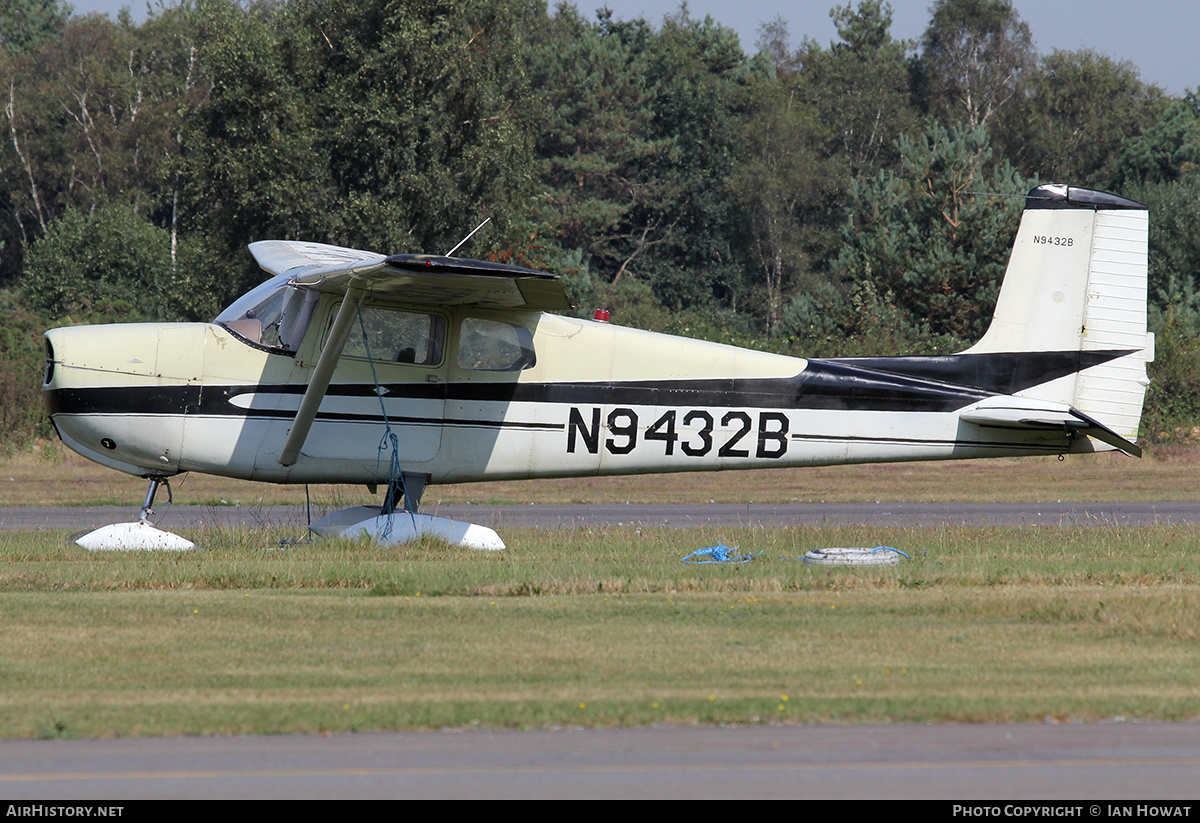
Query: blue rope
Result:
<box><xmin>355</xmin><ymin>305</ymin><xmax>417</xmax><ymax>541</ymax></box>
<box><xmin>681</xmin><ymin>543</ymin><xmax>760</xmax><ymax>564</ymax></box>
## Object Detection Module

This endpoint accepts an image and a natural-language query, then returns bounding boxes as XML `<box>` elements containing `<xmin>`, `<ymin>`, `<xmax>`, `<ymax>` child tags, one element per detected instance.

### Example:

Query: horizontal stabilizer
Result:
<box><xmin>961</xmin><ymin>397</ymin><xmax>1141</xmax><ymax>457</ymax></box>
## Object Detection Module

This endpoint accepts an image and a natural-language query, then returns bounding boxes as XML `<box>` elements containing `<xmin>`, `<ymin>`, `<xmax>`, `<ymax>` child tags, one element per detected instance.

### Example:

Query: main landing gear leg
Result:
<box><xmin>381</xmin><ymin>472</ymin><xmax>429</xmax><ymax>516</ymax></box>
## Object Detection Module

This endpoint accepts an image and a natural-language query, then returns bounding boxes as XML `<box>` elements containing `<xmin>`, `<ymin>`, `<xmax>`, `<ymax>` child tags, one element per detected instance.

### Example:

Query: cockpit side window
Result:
<box><xmin>457</xmin><ymin>317</ymin><xmax>536</xmax><ymax>372</ymax></box>
<box><xmin>343</xmin><ymin>306</ymin><xmax>446</xmax><ymax>366</ymax></box>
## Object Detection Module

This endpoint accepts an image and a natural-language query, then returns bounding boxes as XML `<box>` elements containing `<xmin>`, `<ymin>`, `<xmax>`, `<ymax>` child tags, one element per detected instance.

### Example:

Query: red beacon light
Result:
<box><xmin>593</xmin><ymin>309</ymin><xmax>611</xmax><ymax>322</ymax></box>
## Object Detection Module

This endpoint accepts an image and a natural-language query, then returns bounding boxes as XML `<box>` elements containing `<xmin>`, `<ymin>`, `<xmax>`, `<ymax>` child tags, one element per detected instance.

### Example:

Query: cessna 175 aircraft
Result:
<box><xmin>44</xmin><ymin>184</ymin><xmax>1153</xmax><ymax>550</ymax></box>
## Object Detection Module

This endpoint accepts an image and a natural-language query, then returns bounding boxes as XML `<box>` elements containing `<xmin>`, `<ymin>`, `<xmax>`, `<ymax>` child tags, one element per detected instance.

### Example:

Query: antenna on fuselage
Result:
<box><xmin>444</xmin><ymin>217</ymin><xmax>491</xmax><ymax>257</ymax></box>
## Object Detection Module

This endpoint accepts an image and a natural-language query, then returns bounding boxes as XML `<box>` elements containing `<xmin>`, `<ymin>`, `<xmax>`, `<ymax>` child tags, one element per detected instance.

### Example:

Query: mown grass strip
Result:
<box><xmin>6</xmin><ymin>444</ymin><xmax>1200</xmax><ymax>507</ymax></box>
<box><xmin>1</xmin><ymin>525</ymin><xmax>1198</xmax><ymax>738</ymax></box>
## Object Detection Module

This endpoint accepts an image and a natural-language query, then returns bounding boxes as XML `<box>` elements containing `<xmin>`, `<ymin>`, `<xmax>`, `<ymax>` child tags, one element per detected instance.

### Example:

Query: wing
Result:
<box><xmin>249</xmin><ymin>240</ymin><xmax>387</xmax><ymax>278</ymax></box>
<box><xmin>249</xmin><ymin>241</ymin><xmax>571</xmax><ymax>312</ymax></box>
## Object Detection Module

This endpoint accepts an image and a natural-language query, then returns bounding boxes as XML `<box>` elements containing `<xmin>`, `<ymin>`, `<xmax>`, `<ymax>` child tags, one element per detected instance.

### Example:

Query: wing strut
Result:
<box><xmin>278</xmin><ymin>277</ymin><xmax>367</xmax><ymax>467</ymax></box>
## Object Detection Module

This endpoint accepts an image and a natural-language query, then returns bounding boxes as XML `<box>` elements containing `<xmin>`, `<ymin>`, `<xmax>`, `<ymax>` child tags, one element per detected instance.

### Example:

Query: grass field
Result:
<box><xmin>1</xmin><ymin>520</ymin><xmax>1199</xmax><ymax>738</ymax></box>
<box><xmin>3</xmin><ymin>444</ymin><xmax>1199</xmax><ymax>738</ymax></box>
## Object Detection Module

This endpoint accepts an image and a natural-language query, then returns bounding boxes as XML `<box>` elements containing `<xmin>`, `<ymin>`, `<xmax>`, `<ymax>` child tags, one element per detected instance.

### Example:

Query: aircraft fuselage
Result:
<box><xmin>43</xmin><ymin>301</ymin><xmax>1091</xmax><ymax>489</ymax></box>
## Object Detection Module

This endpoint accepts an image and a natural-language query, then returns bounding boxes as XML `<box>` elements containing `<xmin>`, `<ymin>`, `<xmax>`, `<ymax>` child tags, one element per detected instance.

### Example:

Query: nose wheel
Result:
<box><xmin>139</xmin><ymin>477</ymin><xmax>173</xmax><ymax>524</ymax></box>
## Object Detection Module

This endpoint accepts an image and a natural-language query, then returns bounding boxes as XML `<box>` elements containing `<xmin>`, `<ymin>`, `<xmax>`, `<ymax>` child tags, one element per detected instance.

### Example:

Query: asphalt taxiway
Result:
<box><xmin>2</xmin><ymin>722</ymin><xmax>1198</xmax><ymax>799</ymax></box>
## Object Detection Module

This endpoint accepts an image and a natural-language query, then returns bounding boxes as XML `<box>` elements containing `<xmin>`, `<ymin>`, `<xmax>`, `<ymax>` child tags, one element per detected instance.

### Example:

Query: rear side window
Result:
<box><xmin>457</xmin><ymin>318</ymin><xmax>536</xmax><ymax>371</ymax></box>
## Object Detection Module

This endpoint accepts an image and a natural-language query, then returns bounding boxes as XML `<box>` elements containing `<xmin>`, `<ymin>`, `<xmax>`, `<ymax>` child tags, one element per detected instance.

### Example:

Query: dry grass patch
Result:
<box><xmin>7</xmin><ymin>440</ymin><xmax>1200</xmax><ymax>507</ymax></box>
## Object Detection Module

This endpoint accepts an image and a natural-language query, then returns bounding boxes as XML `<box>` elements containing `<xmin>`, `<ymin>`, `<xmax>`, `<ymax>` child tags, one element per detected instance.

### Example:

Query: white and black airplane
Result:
<box><xmin>43</xmin><ymin>184</ymin><xmax>1153</xmax><ymax>549</ymax></box>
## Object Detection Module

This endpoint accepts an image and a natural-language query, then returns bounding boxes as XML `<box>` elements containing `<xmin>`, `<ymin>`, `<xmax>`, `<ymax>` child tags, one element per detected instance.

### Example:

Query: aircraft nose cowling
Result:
<box><xmin>43</xmin><ymin>323</ymin><xmax>206</xmax><ymax>477</ymax></box>
<box><xmin>44</xmin><ymin>323</ymin><xmax>208</xmax><ymax>380</ymax></box>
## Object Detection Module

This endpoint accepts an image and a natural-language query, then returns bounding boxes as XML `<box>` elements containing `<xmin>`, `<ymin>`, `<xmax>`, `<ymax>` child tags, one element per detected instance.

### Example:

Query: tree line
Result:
<box><xmin>2</xmin><ymin>0</ymin><xmax>1199</xmax><ymax>447</ymax></box>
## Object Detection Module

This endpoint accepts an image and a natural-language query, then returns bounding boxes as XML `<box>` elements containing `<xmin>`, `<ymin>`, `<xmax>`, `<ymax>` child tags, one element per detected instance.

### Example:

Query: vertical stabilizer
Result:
<box><xmin>965</xmin><ymin>184</ymin><xmax>1153</xmax><ymax>443</ymax></box>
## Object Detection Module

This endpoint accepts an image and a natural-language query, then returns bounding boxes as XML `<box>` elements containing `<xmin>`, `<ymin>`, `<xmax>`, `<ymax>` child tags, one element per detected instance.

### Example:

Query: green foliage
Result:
<box><xmin>780</xmin><ymin>279</ymin><xmax>944</xmax><ymax>357</ymax></box>
<box><xmin>0</xmin><ymin>290</ymin><xmax>54</xmax><ymax>447</ymax></box>
<box><xmin>914</xmin><ymin>0</ymin><xmax>1034</xmax><ymax>133</ymax></box>
<box><xmin>1126</xmin><ymin>175</ymin><xmax>1200</xmax><ymax>320</ymax></box>
<box><xmin>590</xmin><ymin>277</ymin><xmax>672</xmax><ymax>332</ymax></box>
<box><xmin>729</xmin><ymin>83</ymin><xmax>835</xmax><ymax>330</ymax></box>
<box><xmin>1142</xmin><ymin>309</ymin><xmax>1200</xmax><ymax>442</ymax></box>
<box><xmin>182</xmin><ymin>0</ymin><xmax>541</xmax><ymax>303</ymax></box>
<box><xmin>22</xmin><ymin>203</ymin><xmax>210</xmax><ymax>321</ymax></box>
<box><xmin>820</xmin><ymin>123</ymin><xmax>1028</xmax><ymax>342</ymax></box>
<box><xmin>739</xmin><ymin>2</ymin><xmax>924</xmax><ymax>335</ymax></box>
<box><xmin>530</xmin><ymin>6</ymin><xmax>661</xmax><ymax>273</ymax></box>
<box><xmin>179</xmin><ymin>0</ymin><xmax>340</xmax><ymax>301</ymax></box>
<box><xmin>0</xmin><ymin>0</ymin><xmax>69</xmax><ymax>55</ymax></box>
<box><xmin>0</xmin><ymin>8</ymin><xmax>201</xmax><ymax>284</ymax></box>
<box><xmin>1113</xmin><ymin>100</ymin><xmax>1200</xmax><ymax>188</ymax></box>
<box><xmin>532</xmin><ymin>5</ymin><xmax>751</xmax><ymax>314</ymax></box>
<box><xmin>795</xmin><ymin>0</ymin><xmax>919</xmax><ymax>178</ymax></box>
<box><xmin>1122</xmin><ymin>176</ymin><xmax>1200</xmax><ymax>445</ymax></box>
<box><xmin>1016</xmin><ymin>49</ymin><xmax>1165</xmax><ymax>187</ymax></box>
<box><xmin>636</xmin><ymin>10</ymin><xmax>749</xmax><ymax>312</ymax></box>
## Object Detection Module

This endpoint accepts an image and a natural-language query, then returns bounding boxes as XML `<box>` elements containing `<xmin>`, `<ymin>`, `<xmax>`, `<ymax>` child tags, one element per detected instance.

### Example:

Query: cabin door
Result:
<box><xmin>255</xmin><ymin>303</ymin><xmax>448</xmax><ymax>475</ymax></box>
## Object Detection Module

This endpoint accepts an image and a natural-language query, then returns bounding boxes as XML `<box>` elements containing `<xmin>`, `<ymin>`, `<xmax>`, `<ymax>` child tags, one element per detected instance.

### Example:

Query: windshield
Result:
<box><xmin>214</xmin><ymin>275</ymin><xmax>316</xmax><ymax>351</ymax></box>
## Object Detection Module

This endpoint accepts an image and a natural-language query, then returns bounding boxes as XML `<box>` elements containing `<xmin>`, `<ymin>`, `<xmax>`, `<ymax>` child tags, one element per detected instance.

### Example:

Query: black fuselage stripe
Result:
<box><xmin>44</xmin><ymin>348</ymin><xmax>1137</xmax><ymax>420</ymax></box>
<box><xmin>285</xmin><ymin>413</ymin><xmax>565</xmax><ymax>431</ymax></box>
<box><xmin>48</xmin><ymin>371</ymin><xmax>988</xmax><ymax>417</ymax></box>
<box><xmin>825</xmin><ymin>349</ymin><xmax>1136</xmax><ymax>395</ymax></box>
